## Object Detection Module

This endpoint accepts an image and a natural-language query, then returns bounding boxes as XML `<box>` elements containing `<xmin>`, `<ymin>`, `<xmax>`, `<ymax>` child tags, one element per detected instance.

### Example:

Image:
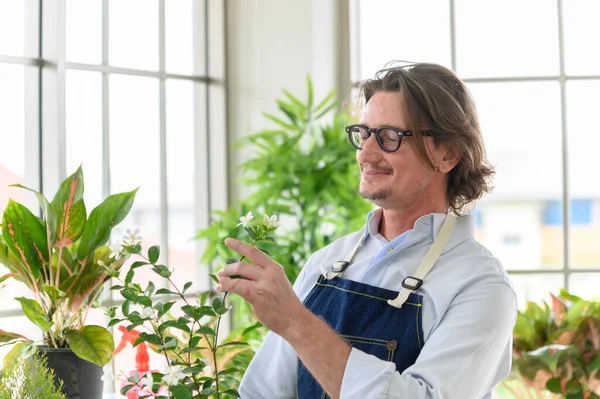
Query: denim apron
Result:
<box><xmin>296</xmin><ymin>214</ymin><xmax>456</xmax><ymax>398</ymax></box>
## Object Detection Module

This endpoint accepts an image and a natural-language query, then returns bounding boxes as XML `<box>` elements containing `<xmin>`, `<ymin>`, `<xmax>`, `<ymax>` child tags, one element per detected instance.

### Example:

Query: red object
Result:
<box><xmin>114</xmin><ymin>325</ymin><xmax>150</xmax><ymax>373</ymax></box>
<box><xmin>114</xmin><ymin>325</ymin><xmax>166</xmax><ymax>398</ymax></box>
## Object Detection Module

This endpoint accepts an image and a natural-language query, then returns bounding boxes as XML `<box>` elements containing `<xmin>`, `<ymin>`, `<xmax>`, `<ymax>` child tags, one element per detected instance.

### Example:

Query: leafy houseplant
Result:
<box><xmin>0</xmin><ymin>165</ymin><xmax>137</xmax><ymax>369</ymax></box>
<box><xmin>106</xmin><ymin>212</ymin><xmax>279</xmax><ymax>399</ymax></box>
<box><xmin>196</xmin><ymin>77</ymin><xmax>372</xmax><ymax>327</ymax></box>
<box><xmin>501</xmin><ymin>290</ymin><xmax>600</xmax><ymax>398</ymax></box>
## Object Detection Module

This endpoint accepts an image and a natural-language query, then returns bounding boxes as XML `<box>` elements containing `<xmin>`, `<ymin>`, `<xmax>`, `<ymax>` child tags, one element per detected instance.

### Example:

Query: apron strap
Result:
<box><xmin>320</xmin><ymin>234</ymin><xmax>363</xmax><ymax>280</ymax></box>
<box><xmin>388</xmin><ymin>213</ymin><xmax>456</xmax><ymax>308</ymax></box>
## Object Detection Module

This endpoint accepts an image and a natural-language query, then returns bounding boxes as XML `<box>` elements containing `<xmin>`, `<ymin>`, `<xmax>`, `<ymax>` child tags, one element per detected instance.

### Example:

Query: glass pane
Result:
<box><xmin>66</xmin><ymin>70</ymin><xmax>103</xmax><ymax>209</ymax></box>
<box><xmin>109</xmin><ymin>0</ymin><xmax>158</xmax><ymax>70</ymax></box>
<box><xmin>66</xmin><ymin>0</ymin><xmax>102</xmax><ymax>64</ymax></box>
<box><xmin>563</xmin><ymin>0</ymin><xmax>600</xmax><ymax>75</ymax></box>
<box><xmin>470</xmin><ymin>82</ymin><xmax>563</xmax><ymax>270</ymax></box>
<box><xmin>569</xmin><ymin>273</ymin><xmax>600</xmax><ymax>301</ymax></box>
<box><xmin>0</xmin><ymin>64</ymin><xmax>25</xmax><ymax>214</ymax></box>
<box><xmin>166</xmin><ymin>0</ymin><xmax>205</xmax><ymax>75</ymax></box>
<box><xmin>357</xmin><ymin>0</ymin><xmax>451</xmax><ymax>80</ymax></box>
<box><xmin>509</xmin><ymin>274</ymin><xmax>564</xmax><ymax>309</ymax></box>
<box><xmin>0</xmin><ymin>316</ymin><xmax>43</xmax><ymax>362</ymax></box>
<box><xmin>455</xmin><ymin>0</ymin><xmax>559</xmax><ymax>78</ymax></box>
<box><xmin>166</xmin><ymin>80</ymin><xmax>202</xmax><ymax>288</ymax></box>
<box><xmin>567</xmin><ymin>80</ymin><xmax>600</xmax><ymax>268</ymax></box>
<box><xmin>109</xmin><ymin>74</ymin><xmax>160</xmax><ymax>288</ymax></box>
<box><xmin>0</xmin><ymin>1</ymin><xmax>24</xmax><ymax>56</ymax></box>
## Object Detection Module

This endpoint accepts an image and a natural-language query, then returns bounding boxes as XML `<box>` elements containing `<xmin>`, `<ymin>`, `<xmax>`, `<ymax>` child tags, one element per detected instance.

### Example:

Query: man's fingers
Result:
<box><xmin>224</xmin><ymin>238</ymin><xmax>273</xmax><ymax>268</ymax></box>
<box><xmin>218</xmin><ymin>261</ymin><xmax>263</xmax><ymax>281</ymax></box>
<box><xmin>216</xmin><ymin>275</ymin><xmax>256</xmax><ymax>303</ymax></box>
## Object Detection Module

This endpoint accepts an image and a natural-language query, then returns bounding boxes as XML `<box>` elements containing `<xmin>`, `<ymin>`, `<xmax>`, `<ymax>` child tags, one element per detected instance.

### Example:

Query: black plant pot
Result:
<box><xmin>39</xmin><ymin>347</ymin><xmax>104</xmax><ymax>399</ymax></box>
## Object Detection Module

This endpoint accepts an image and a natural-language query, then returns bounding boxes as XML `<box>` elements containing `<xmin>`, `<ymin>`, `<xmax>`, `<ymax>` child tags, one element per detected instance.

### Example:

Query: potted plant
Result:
<box><xmin>106</xmin><ymin>211</ymin><xmax>278</xmax><ymax>398</ymax></box>
<box><xmin>500</xmin><ymin>290</ymin><xmax>600</xmax><ymax>398</ymax></box>
<box><xmin>0</xmin><ymin>166</ymin><xmax>137</xmax><ymax>399</ymax></box>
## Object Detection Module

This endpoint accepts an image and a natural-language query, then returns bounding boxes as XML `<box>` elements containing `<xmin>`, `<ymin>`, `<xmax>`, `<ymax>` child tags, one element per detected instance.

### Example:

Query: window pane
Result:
<box><xmin>166</xmin><ymin>0</ymin><xmax>205</xmax><ymax>75</ymax></box>
<box><xmin>455</xmin><ymin>0</ymin><xmax>559</xmax><ymax>78</ymax></box>
<box><xmin>0</xmin><ymin>316</ymin><xmax>42</xmax><ymax>361</ymax></box>
<box><xmin>109</xmin><ymin>74</ymin><xmax>160</xmax><ymax>287</ymax></box>
<box><xmin>470</xmin><ymin>82</ymin><xmax>563</xmax><ymax>270</ymax></box>
<box><xmin>567</xmin><ymin>80</ymin><xmax>600</xmax><ymax>268</ymax></box>
<box><xmin>509</xmin><ymin>274</ymin><xmax>564</xmax><ymax>309</ymax></box>
<box><xmin>66</xmin><ymin>0</ymin><xmax>102</xmax><ymax>64</ymax></box>
<box><xmin>0</xmin><ymin>1</ymin><xmax>25</xmax><ymax>57</ymax></box>
<box><xmin>109</xmin><ymin>0</ymin><xmax>158</xmax><ymax>70</ymax></box>
<box><xmin>357</xmin><ymin>0</ymin><xmax>451</xmax><ymax>80</ymax></box>
<box><xmin>66</xmin><ymin>70</ymin><xmax>103</xmax><ymax>209</ymax></box>
<box><xmin>569</xmin><ymin>273</ymin><xmax>600</xmax><ymax>301</ymax></box>
<box><xmin>166</xmin><ymin>80</ymin><xmax>204</xmax><ymax>288</ymax></box>
<box><xmin>563</xmin><ymin>0</ymin><xmax>600</xmax><ymax>75</ymax></box>
<box><xmin>0</xmin><ymin>64</ymin><xmax>26</xmax><ymax>215</ymax></box>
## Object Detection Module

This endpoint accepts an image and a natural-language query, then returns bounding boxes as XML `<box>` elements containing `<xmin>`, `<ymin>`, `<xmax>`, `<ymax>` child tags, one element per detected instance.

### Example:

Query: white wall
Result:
<box><xmin>225</xmin><ymin>0</ymin><xmax>349</xmax><ymax>202</ymax></box>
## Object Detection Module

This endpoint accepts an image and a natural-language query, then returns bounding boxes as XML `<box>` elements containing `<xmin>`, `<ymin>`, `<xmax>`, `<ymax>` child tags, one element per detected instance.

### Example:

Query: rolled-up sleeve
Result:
<box><xmin>340</xmin><ymin>282</ymin><xmax>517</xmax><ymax>399</ymax></box>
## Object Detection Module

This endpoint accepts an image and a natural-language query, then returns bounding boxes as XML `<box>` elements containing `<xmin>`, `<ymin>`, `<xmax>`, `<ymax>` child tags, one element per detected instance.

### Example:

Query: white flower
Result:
<box><xmin>123</xmin><ymin>228</ymin><xmax>143</xmax><ymax>245</ymax></box>
<box><xmin>162</xmin><ymin>365</ymin><xmax>186</xmax><ymax>386</ymax></box>
<box><xmin>237</xmin><ymin>211</ymin><xmax>254</xmax><ymax>227</ymax></box>
<box><xmin>139</xmin><ymin>372</ymin><xmax>154</xmax><ymax>392</ymax></box>
<box><xmin>263</xmin><ymin>214</ymin><xmax>280</xmax><ymax>228</ymax></box>
<box><xmin>109</xmin><ymin>243</ymin><xmax>121</xmax><ymax>260</ymax></box>
<box><xmin>141</xmin><ymin>307</ymin><xmax>154</xmax><ymax>319</ymax></box>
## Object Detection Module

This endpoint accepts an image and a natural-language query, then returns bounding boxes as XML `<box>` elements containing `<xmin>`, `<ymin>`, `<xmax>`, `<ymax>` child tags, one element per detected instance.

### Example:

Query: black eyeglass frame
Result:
<box><xmin>345</xmin><ymin>124</ymin><xmax>434</xmax><ymax>152</ymax></box>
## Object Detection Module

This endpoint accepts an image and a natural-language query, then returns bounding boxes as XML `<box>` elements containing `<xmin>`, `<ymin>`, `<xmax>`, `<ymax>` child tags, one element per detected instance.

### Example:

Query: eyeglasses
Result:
<box><xmin>345</xmin><ymin>124</ymin><xmax>433</xmax><ymax>152</ymax></box>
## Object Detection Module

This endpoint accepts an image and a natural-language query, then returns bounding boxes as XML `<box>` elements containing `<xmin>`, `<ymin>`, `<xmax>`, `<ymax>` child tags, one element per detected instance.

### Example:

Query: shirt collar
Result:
<box><xmin>362</xmin><ymin>208</ymin><xmax>475</xmax><ymax>248</ymax></box>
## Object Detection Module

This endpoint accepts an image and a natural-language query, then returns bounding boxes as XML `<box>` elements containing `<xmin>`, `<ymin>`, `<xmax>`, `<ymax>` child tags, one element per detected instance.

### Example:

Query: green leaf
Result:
<box><xmin>0</xmin><ymin>273</ymin><xmax>15</xmax><ymax>284</ymax></box>
<box><xmin>2</xmin><ymin>200</ymin><xmax>49</xmax><ymax>279</ymax></box>
<box><xmin>244</xmin><ymin>227</ymin><xmax>257</xmax><ymax>239</ymax></box>
<box><xmin>209</xmin><ymin>274</ymin><xmax>219</xmax><ymax>284</ymax></box>
<box><xmin>66</xmin><ymin>325</ymin><xmax>115</xmax><ymax>366</ymax></box>
<box><xmin>195</xmin><ymin>326</ymin><xmax>216</xmax><ymax>336</ymax></box>
<box><xmin>148</xmin><ymin>245</ymin><xmax>160</xmax><ymax>264</ymax></box>
<box><xmin>212</xmin><ymin>297</ymin><xmax>223</xmax><ymax>311</ymax></box>
<box><xmin>77</xmin><ymin>189</ymin><xmax>138</xmax><ymax>261</ymax></box>
<box><xmin>0</xmin><ymin>329</ymin><xmax>26</xmax><ymax>345</ymax></box>
<box><xmin>200</xmin><ymin>291</ymin><xmax>210</xmax><ymax>306</ymax></box>
<box><xmin>9</xmin><ymin>184</ymin><xmax>57</xmax><ymax>245</ymax></box>
<box><xmin>546</xmin><ymin>377</ymin><xmax>563</xmax><ymax>393</ymax></box>
<box><xmin>242</xmin><ymin>321</ymin><xmax>263</xmax><ymax>336</ymax></box>
<box><xmin>2</xmin><ymin>340</ymin><xmax>32</xmax><ymax>369</ymax></box>
<box><xmin>169</xmin><ymin>385</ymin><xmax>192</xmax><ymax>399</ymax></box>
<box><xmin>218</xmin><ymin>341</ymin><xmax>249</xmax><ymax>349</ymax></box>
<box><xmin>15</xmin><ymin>297</ymin><xmax>51</xmax><ymax>332</ymax></box>
<box><xmin>138</xmin><ymin>332</ymin><xmax>161</xmax><ymax>345</ymax></box>
<box><xmin>222</xmin><ymin>389</ymin><xmax>240</xmax><ymax>398</ymax></box>
<box><xmin>182</xmin><ymin>281</ymin><xmax>192</xmax><ymax>294</ymax></box>
<box><xmin>51</xmin><ymin>167</ymin><xmax>86</xmax><ymax>247</ymax></box>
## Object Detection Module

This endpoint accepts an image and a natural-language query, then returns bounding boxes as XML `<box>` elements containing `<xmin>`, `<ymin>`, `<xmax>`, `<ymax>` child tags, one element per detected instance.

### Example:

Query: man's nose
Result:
<box><xmin>357</xmin><ymin>135</ymin><xmax>382</xmax><ymax>162</ymax></box>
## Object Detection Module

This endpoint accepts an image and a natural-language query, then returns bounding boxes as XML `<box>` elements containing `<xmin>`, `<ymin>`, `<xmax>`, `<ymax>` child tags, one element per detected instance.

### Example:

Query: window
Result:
<box><xmin>351</xmin><ymin>0</ymin><xmax>600</xmax><ymax>308</ymax></box>
<box><xmin>0</xmin><ymin>0</ymin><xmax>227</xmax><ymax>395</ymax></box>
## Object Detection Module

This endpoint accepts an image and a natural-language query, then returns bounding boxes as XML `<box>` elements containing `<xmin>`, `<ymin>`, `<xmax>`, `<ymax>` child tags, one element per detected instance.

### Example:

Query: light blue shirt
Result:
<box><xmin>239</xmin><ymin>211</ymin><xmax>517</xmax><ymax>399</ymax></box>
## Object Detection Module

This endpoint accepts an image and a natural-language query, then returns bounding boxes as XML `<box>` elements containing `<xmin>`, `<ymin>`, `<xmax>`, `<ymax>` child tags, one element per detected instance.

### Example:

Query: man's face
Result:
<box><xmin>356</xmin><ymin>91</ymin><xmax>447</xmax><ymax>210</ymax></box>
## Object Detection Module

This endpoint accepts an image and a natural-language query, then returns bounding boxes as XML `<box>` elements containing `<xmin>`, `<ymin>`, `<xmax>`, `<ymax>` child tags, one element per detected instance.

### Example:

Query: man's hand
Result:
<box><xmin>216</xmin><ymin>238</ymin><xmax>307</xmax><ymax>337</ymax></box>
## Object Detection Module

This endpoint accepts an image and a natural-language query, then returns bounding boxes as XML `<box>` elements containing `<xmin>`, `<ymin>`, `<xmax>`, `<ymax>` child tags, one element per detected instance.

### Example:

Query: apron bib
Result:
<box><xmin>296</xmin><ymin>213</ymin><xmax>456</xmax><ymax>398</ymax></box>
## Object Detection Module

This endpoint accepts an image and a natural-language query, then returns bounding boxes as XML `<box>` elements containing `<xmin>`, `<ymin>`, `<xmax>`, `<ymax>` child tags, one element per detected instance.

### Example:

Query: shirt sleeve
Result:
<box><xmin>239</xmin><ymin>253</ymin><xmax>320</xmax><ymax>399</ymax></box>
<box><xmin>340</xmin><ymin>282</ymin><xmax>517</xmax><ymax>399</ymax></box>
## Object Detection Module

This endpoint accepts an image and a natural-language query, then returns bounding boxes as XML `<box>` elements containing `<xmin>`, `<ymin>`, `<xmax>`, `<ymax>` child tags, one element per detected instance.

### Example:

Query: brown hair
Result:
<box><xmin>357</xmin><ymin>61</ymin><xmax>495</xmax><ymax>214</ymax></box>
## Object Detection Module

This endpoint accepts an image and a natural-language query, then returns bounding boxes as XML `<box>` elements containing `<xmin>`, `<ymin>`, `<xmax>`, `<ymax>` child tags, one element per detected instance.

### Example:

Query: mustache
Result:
<box><xmin>360</xmin><ymin>164</ymin><xmax>393</xmax><ymax>173</ymax></box>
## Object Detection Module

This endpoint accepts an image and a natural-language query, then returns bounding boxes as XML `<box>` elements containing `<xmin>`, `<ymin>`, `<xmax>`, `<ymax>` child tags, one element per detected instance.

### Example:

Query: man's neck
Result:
<box><xmin>379</xmin><ymin>202</ymin><xmax>449</xmax><ymax>241</ymax></box>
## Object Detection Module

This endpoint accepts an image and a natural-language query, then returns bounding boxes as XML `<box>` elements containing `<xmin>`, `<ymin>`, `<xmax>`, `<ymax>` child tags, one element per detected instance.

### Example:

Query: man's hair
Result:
<box><xmin>357</xmin><ymin>61</ymin><xmax>495</xmax><ymax>214</ymax></box>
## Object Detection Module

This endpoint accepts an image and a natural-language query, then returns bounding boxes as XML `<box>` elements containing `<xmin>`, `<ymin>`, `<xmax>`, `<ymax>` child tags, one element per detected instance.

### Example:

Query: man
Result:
<box><xmin>217</xmin><ymin>62</ymin><xmax>517</xmax><ymax>398</ymax></box>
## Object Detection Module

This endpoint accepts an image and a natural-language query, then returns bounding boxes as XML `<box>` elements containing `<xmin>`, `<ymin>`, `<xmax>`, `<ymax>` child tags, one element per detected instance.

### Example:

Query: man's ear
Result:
<box><xmin>437</xmin><ymin>141</ymin><xmax>461</xmax><ymax>174</ymax></box>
